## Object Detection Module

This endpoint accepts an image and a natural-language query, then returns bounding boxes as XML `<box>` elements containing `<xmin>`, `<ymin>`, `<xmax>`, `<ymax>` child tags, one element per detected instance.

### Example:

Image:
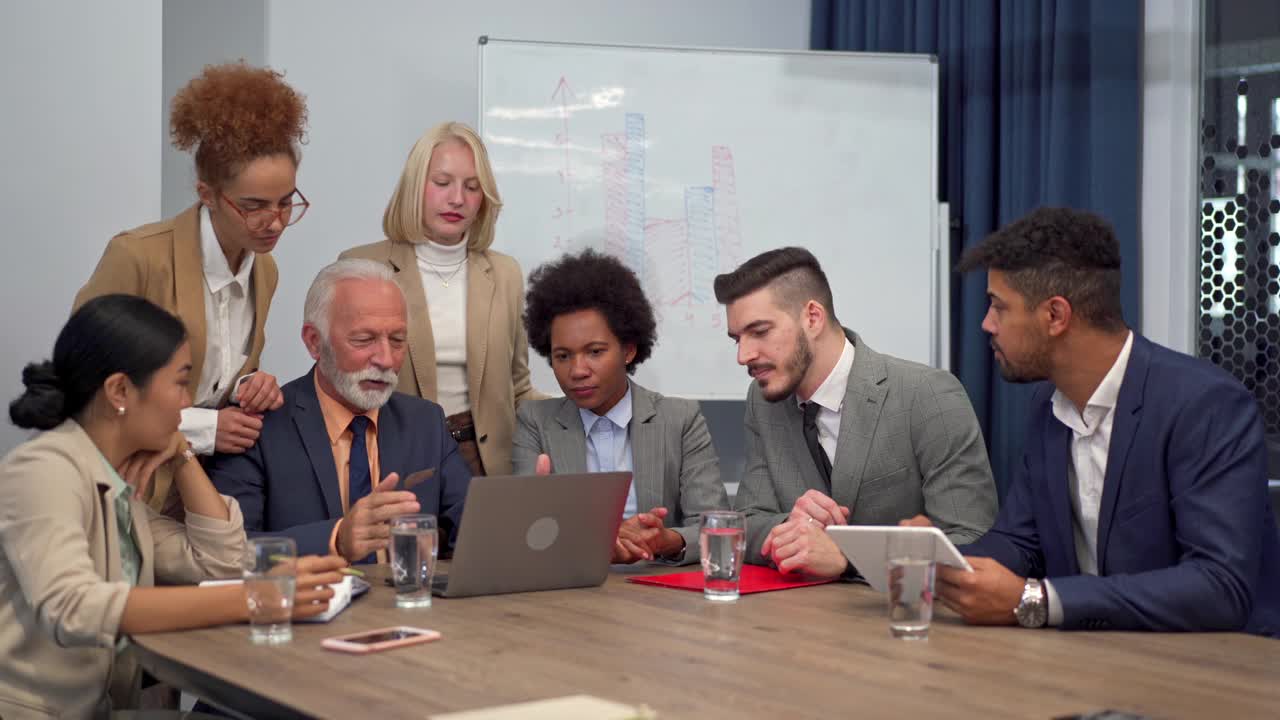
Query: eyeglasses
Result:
<box><xmin>220</xmin><ymin>189</ymin><xmax>310</xmax><ymax>232</ymax></box>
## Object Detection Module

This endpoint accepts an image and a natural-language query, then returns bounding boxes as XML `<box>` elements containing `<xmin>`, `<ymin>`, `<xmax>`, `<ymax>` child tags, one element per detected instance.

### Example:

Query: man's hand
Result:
<box><xmin>898</xmin><ymin>514</ymin><xmax>933</xmax><ymax>528</ymax></box>
<box><xmin>235</xmin><ymin>372</ymin><xmax>285</xmax><ymax>414</ymax></box>
<box><xmin>215</xmin><ymin>407</ymin><xmax>264</xmax><ymax>454</ymax></box>
<box><xmin>291</xmin><ymin>555</ymin><xmax>347</xmax><ymax>619</ymax></box>
<box><xmin>788</xmin><ymin>489</ymin><xmax>850</xmax><ymax>527</ymax></box>
<box><xmin>610</xmin><ymin>507</ymin><xmax>683</xmax><ymax>563</ymax></box>
<box><xmin>935</xmin><ymin>556</ymin><xmax>1023</xmax><ymax>626</ymax></box>
<box><xmin>335</xmin><ymin>473</ymin><xmax>421</xmax><ymax>562</ymax></box>
<box><xmin>760</xmin><ymin>516</ymin><xmax>847</xmax><ymax>578</ymax></box>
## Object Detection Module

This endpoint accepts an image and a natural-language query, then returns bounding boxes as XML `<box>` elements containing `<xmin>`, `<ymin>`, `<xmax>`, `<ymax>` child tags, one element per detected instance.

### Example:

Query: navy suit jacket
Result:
<box><xmin>208</xmin><ymin>369</ymin><xmax>471</xmax><ymax>557</ymax></box>
<box><xmin>966</xmin><ymin>334</ymin><xmax>1280</xmax><ymax>636</ymax></box>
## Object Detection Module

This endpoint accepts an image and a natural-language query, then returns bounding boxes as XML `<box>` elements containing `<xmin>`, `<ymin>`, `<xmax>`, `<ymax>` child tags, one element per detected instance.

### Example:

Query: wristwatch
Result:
<box><xmin>1014</xmin><ymin>577</ymin><xmax>1048</xmax><ymax>628</ymax></box>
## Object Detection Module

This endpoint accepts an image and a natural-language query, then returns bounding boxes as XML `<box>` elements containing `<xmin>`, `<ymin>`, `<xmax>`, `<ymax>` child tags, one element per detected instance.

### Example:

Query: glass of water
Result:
<box><xmin>700</xmin><ymin>511</ymin><xmax>746</xmax><ymax>602</ymax></box>
<box><xmin>244</xmin><ymin>537</ymin><xmax>297</xmax><ymax>645</ymax></box>
<box><xmin>390</xmin><ymin>514</ymin><xmax>438</xmax><ymax>609</ymax></box>
<box><xmin>886</xmin><ymin>531</ymin><xmax>937</xmax><ymax>640</ymax></box>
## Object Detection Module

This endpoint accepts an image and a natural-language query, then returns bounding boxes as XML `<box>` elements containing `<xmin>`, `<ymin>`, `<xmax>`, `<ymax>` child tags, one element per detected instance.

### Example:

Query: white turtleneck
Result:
<box><xmin>414</xmin><ymin>239</ymin><xmax>470</xmax><ymax>416</ymax></box>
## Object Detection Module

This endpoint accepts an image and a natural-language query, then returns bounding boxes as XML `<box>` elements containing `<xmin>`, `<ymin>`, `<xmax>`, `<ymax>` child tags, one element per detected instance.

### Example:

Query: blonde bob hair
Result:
<box><xmin>382</xmin><ymin>121</ymin><xmax>503</xmax><ymax>251</ymax></box>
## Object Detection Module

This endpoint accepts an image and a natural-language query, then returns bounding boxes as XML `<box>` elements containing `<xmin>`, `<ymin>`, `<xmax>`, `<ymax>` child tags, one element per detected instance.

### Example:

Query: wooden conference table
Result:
<box><xmin>132</xmin><ymin>563</ymin><xmax>1280</xmax><ymax>719</ymax></box>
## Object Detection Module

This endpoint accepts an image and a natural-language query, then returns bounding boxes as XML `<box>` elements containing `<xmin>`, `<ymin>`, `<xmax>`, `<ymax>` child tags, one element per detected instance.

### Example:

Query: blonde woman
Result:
<box><xmin>342</xmin><ymin>122</ymin><xmax>539</xmax><ymax>476</ymax></box>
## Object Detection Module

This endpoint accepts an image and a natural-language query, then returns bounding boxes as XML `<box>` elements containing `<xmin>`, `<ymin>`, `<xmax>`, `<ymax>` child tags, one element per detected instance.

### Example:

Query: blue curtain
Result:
<box><xmin>811</xmin><ymin>0</ymin><xmax>1142</xmax><ymax>495</ymax></box>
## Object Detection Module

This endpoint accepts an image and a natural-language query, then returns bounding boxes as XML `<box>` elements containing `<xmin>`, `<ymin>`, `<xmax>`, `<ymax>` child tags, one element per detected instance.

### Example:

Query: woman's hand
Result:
<box><xmin>118</xmin><ymin>431</ymin><xmax>188</xmax><ymax>501</ymax></box>
<box><xmin>291</xmin><ymin>555</ymin><xmax>348</xmax><ymax>620</ymax></box>
<box><xmin>235</xmin><ymin>372</ymin><xmax>284</xmax><ymax>415</ymax></box>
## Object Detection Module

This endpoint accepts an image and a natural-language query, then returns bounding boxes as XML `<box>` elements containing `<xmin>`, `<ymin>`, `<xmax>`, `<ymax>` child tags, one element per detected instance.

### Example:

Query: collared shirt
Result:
<box><xmin>1043</xmin><ymin>331</ymin><xmax>1134</xmax><ymax>625</ymax></box>
<box><xmin>100</xmin><ymin>455</ymin><xmax>140</xmax><ymax>588</ymax></box>
<box><xmin>100</xmin><ymin>453</ymin><xmax>140</xmax><ymax>653</ymax></box>
<box><xmin>178</xmin><ymin>206</ymin><xmax>257</xmax><ymax>455</ymax></box>
<box><xmin>795</xmin><ymin>337</ymin><xmax>856</xmax><ymax>465</ymax></box>
<box><xmin>580</xmin><ymin>383</ymin><xmax>636</xmax><ymax>517</ymax></box>
<box><xmin>316</xmin><ymin>374</ymin><xmax>382</xmax><ymax>557</ymax></box>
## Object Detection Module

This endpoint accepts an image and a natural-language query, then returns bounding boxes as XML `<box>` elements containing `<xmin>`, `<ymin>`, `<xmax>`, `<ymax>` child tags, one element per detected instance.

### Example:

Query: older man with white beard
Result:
<box><xmin>209</xmin><ymin>259</ymin><xmax>471</xmax><ymax>562</ymax></box>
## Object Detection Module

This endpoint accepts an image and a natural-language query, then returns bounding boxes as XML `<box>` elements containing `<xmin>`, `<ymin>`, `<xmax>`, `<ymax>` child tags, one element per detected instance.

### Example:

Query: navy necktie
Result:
<box><xmin>348</xmin><ymin>415</ymin><xmax>372</xmax><ymax>506</ymax></box>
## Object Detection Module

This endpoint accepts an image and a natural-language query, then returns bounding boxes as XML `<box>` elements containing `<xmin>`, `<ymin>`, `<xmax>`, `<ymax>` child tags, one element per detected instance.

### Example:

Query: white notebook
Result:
<box><xmin>198</xmin><ymin>574</ymin><xmax>360</xmax><ymax>623</ymax></box>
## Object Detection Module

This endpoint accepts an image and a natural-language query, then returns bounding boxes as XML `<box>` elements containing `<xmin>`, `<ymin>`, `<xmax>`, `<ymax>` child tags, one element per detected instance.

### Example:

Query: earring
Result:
<box><xmin>116</xmin><ymin>407</ymin><xmax>126</xmax><ymax>416</ymax></box>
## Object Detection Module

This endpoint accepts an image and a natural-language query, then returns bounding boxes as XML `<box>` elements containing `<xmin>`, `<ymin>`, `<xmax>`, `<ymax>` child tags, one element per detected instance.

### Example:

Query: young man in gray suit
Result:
<box><xmin>512</xmin><ymin>250</ymin><xmax>730</xmax><ymax>565</ymax></box>
<box><xmin>715</xmin><ymin>247</ymin><xmax>997</xmax><ymax>578</ymax></box>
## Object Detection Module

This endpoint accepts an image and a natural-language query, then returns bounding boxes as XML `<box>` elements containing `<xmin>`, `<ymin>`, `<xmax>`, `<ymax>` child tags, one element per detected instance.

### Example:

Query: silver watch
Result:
<box><xmin>1014</xmin><ymin>578</ymin><xmax>1047</xmax><ymax>628</ymax></box>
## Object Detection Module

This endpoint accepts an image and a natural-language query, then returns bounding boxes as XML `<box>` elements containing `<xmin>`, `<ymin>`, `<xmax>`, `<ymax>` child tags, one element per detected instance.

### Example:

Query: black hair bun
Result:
<box><xmin>10</xmin><ymin>361</ymin><xmax>67</xmax><ymax>430</ymax></box>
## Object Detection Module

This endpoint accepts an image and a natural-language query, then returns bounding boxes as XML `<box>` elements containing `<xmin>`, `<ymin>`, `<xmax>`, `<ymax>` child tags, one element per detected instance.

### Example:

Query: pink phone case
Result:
<box><xmin>321</xmin><ymin>626</ymin><xmax>442</xmax><ymax>654</ymax></box>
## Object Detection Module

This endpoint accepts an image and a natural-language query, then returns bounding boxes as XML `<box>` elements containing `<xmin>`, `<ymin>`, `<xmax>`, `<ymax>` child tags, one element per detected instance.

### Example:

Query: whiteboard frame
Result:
<box><xmin>478</xmin><ymin>37</ymin><xmax>945</xmax><ymax>396</ymax></box>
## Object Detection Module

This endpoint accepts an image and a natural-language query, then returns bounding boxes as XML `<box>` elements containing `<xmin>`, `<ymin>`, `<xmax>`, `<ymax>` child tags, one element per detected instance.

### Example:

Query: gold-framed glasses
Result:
<box><xmin>220</xmin><ymin>189</ymin><xmax>309</xmax><ymax>232</ymax></box>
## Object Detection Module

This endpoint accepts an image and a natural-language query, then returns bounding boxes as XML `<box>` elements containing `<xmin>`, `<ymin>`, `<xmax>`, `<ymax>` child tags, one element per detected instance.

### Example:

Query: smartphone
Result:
<box><xmin>321</xmin><ymin>626</ymin><xmax>442</xmax><ymax>654</ymax></box>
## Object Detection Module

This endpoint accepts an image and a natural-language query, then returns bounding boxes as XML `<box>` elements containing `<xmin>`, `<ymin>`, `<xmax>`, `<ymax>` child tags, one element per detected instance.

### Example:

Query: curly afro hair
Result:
<box><xmin>524</xmin><ymin>249</ymin><xmax>657</xmax><ymax>374</ymax></box>
<box><xmin>170</xmin><ymin>61</ymin><xmax>308</xmax><ymax>188</ymax></box>
<box><xmin>958</xmin><ymin>207</ymin><xmax>1125</xmax><ymax>331</ymax></box>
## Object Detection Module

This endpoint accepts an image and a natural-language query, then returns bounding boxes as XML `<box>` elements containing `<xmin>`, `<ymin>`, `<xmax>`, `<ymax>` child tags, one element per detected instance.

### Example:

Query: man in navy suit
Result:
<box><xmin>911</xmin><ymin>207</ymin><xmax>1280</xmax><ymax>636</ymax></box>
<box><xmin>209</xmin><ymin>259</ymin><xmax>470</xmax><ymax>561</ymax></box>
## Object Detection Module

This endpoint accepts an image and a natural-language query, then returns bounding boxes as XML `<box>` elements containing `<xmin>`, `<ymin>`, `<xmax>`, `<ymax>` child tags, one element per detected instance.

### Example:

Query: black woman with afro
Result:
<box><xmin>512</xmin><ymin>249</ymin><xmax>729</xmax><ymax>565</ymax></box>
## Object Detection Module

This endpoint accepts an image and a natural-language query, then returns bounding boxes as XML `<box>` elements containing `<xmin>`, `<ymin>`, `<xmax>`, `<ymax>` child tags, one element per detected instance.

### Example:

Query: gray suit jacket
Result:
<box><xmin>735</xmin><ymin>330</ymin><xmax>997</xmax><ymax>563</ymax></box>
<box><xmin>512</xmin><ymin>382</ymin><xmax>729</xmax><ymax>564</ymax></box>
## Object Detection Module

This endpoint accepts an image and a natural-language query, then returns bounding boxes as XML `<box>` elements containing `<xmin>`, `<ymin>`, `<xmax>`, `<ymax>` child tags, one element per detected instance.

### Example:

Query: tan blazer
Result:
<box><xmin>0</xmin><ymin>421</ymin><xmax>248</xmax><ymax>719</ymax></box>
<box><xmin>73</xmin><ymin>203</ymin><xmax>279</xmax><ymax>509</ymax></box>
<box><xmin>340</xmin><ymin>240</ymin><xmax>541</xmax><ymax>475</ymax></box>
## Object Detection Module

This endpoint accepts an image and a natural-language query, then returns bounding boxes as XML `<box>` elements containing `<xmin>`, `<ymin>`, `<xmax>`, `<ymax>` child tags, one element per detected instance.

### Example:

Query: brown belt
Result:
<box><xmin>445</xmin><ymin>411</ymin><xmax>477</xmax><ymax>443</ymax></box>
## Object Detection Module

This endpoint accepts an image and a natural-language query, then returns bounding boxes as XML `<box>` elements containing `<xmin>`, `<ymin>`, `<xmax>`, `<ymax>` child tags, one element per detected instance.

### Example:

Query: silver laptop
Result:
<box><xmin>431</xmin><ymin>471</ymin><xmax>631</xmax><ymax>598</ymax></box>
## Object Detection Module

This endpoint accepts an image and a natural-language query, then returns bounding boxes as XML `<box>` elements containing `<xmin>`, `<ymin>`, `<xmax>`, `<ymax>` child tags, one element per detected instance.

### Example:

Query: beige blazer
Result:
<box><xmin>73</xmin><ymin>203</ymin><xmax>280</xmax><ymax>509</ymax></box>
<box><xmin>340</xmin><ymin>240</ymin><xmax>541</xmax><ymax>475</ymax></box>
<box><xmin>0</xmin><ymin>421</ymin><xmax>248</xmax><ymax>719</ymax></box>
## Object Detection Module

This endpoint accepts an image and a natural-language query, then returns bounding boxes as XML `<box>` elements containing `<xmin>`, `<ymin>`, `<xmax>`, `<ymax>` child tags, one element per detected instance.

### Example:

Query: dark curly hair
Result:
<box><xmin>957</xmin><ymin>207</ymin><xmax>1125</xmax><ymax>331</ymax></box>
<box><xmin>523</xmin><ymin>249</ymin><xmax>657</xmax><ymax>374</ymax></box>
<box><xmin>171</xmin><ymin>61</ymin><xmax>308</xmax><ymax>188</ymax></box>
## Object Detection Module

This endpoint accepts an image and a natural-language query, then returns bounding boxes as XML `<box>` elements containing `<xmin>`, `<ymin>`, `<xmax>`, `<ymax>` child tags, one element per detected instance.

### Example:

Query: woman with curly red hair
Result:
<box><xmin>74</xmin><ymin>62</ymin><xmax>309</xmax><ymax>509</ymax></box>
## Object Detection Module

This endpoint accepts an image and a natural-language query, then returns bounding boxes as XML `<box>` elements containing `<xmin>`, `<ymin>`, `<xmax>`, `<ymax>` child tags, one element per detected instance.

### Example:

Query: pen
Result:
<box><xmin>268</xmin><ymin>555</ymin><xmax>362</xmax><ymax>576</ymax></box>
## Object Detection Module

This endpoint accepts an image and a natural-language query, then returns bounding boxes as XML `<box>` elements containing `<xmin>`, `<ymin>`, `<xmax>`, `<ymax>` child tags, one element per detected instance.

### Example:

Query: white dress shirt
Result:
<box><xmin>1043</xmin><ymin>331</ymin><xmax>1134</xmax><ymax>625</ymax></box>
<box><xmin>580</xmin><ymin>383</ymin><xmax>636</xmax><ymax>518</ymax></box>
<box><xmin>179</xmin><ymin>207</ymin><xmax>256</xmax><ymax>455</ymax></box>
<box><xmin>415</xmin><ymin>240</ymin><xmax>470</xmax><ymax>417</ymax></box>
<box><xmin>796</xmin><ymin>337</ymin><xmax>856</xmax><ymax>466</ymax></box>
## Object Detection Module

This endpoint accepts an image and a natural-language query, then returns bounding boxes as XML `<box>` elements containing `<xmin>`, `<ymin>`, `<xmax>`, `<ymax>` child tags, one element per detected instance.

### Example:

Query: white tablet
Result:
<box><xmin>825</xmin><ymin>525</ymin><xmax>973</xmax><ymax>592</ymax></box>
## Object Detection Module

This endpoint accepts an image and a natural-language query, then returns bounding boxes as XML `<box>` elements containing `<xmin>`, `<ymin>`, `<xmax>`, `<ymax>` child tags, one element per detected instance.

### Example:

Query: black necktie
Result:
<box><xmin>348</xmin><ymin>415</ymin><xmax>372</xmax><ymax>505</ymax></box>
<box><xmin>802</xmin><ymin>401</ymin><xmax>833</xmax><ymax>487</ymax></box>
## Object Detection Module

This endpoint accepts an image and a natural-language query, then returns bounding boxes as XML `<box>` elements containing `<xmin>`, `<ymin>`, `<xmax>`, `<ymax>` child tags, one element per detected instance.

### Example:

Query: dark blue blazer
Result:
<box><xmin>966</xmin><ymin>334</ymin><xmax>1280</xmax><ymax>637</ymax></box>
<box><xmin>208</xmin><ymin>369</ymin><xmax>471</xmax><ymax>557</ymax></box>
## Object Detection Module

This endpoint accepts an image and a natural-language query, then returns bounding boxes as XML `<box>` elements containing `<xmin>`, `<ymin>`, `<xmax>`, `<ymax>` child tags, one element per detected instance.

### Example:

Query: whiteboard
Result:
<box><xmin>479</xmin><ymin>38</ymin><xmax>940</xmax><ymax>400</ymax></box>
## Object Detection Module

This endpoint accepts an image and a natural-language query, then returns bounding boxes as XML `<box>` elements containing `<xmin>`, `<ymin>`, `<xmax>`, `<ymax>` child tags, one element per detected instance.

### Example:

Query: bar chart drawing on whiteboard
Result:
<box><xmin>481</xmin><ymin>39</ymin><xmax>942</xmax><ymax>397</ymax></box>
<box><xmin>598</xmin><ymin>112</ymin><xmax>744</xmax><ymax>310</ymax></box>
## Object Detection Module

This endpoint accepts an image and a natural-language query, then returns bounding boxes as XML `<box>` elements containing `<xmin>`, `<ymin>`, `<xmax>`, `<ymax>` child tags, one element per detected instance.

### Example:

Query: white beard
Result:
<box><xmin>317</xmin><ymin>344</ymin><xmax>398</xmax><ymax>411</ymax></box>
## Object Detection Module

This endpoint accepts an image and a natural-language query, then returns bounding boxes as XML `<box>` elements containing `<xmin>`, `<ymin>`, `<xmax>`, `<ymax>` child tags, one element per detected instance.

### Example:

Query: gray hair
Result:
<box><xmin>303</xmin><ymin>259</ymin><xmax>403</xmax><ymax>339</ymax></box>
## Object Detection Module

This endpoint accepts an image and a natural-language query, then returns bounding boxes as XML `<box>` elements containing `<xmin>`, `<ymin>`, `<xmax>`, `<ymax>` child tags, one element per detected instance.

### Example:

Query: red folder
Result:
<box><xmin>625</xmin><ymin>565</ymin><xmax>836</xmax><ymax>594</ymax></box>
